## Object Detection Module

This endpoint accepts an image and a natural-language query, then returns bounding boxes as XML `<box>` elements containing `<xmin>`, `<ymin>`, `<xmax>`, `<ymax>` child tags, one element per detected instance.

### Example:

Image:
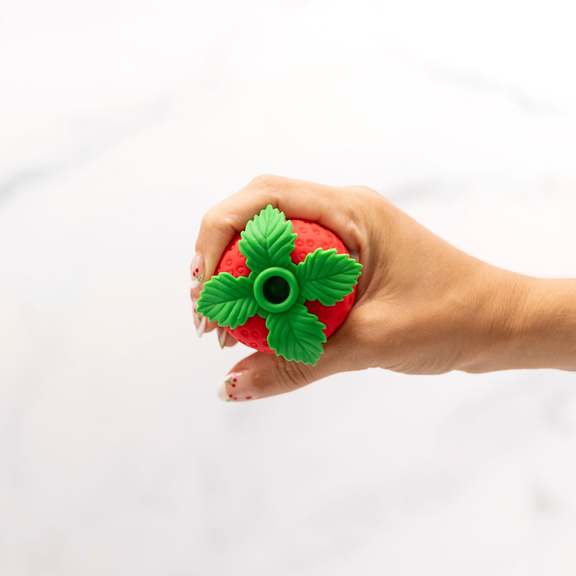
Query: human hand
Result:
<box><xmin>190</xmin><ymin>175</ymin><xmax>576</xmax><ymax>401</ymax></box>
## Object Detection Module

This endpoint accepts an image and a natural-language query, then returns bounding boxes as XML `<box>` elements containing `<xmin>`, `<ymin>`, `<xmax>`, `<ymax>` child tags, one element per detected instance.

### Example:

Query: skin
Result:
<box><xmin>190</xmin><ymin>175</ymin><xmax>576</xmax><ymax>401</ymax></box>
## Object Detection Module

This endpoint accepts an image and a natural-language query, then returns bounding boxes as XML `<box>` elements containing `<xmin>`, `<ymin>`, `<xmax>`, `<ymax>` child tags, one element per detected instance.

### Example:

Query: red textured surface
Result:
<box><xmin>215</xmin><ymin>219</ymin><xmax>357</xmax><ymax>354</ymax></box>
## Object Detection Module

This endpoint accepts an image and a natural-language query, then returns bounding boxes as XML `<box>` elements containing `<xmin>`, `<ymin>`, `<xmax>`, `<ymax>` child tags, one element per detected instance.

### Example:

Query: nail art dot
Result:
<box><xmin>246</xmin><ymin>396</ymin><xmax>252</xmax><ymax>400</ymax></box>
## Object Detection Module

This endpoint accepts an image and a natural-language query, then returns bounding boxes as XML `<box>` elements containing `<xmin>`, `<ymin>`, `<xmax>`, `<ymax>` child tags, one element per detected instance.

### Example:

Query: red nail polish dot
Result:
<box><xmin>246</xmin><ymin>396</ymin><xmax>252</xmax><ymax>400</ymax></box>
<box><xmin>228</xmin><ymin>394</ymin><xmax>233</xmax><ymax>398</ymax></box>
<box><xmin>234</xmin><ymin>397</ymin><xmax>238</xmax><ymax>400</ymax></box>
<box><xmin>232</xmin><ymin>384</ymin><xmax>236</xmax><ymax>387</ymax></box>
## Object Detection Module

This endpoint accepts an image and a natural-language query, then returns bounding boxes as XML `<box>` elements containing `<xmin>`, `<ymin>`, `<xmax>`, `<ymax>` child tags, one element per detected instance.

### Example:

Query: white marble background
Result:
<box><xmin>1</xmin><ymin>0</ymin><xmax>576</xmax><ymax>574</ymax></box>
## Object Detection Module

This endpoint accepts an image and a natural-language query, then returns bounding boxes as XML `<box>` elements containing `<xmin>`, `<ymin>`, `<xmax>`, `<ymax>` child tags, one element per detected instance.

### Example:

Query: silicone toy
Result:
<box><xmin>197</xmin><ymin>205</ymin><xmax>362</xmax><ymax>365</ymax></box>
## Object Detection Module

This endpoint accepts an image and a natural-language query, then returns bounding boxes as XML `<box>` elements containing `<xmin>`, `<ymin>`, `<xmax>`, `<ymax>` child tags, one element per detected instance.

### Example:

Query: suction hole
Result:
<box><xmin>262</xmin><ymin>276</ymin><xmax>290</xmax><ymax>304</ymax></box>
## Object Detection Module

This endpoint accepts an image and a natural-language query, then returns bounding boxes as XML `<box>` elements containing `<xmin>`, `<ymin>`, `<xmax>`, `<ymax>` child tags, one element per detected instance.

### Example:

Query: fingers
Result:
<box><xmin>194</xmin><ymin>175</ymin><xmax>364</xmax><ymax>285</ymax></box>
<box><xmin>190</xmin><ymin>175</ymin><xmax>373</xmax><ymax>357</ymax></box>
<box><xmin>192</xmin><ymin>293</ymin><xmax>238</xmax><ymax>344</ymax></box>
<box><xmin>215</xmin><ymin>322</ymin><xmax>367</xmax><ymax>402</ymax></box>
<box><xmin>191</xmin><ymin>295</ymin><xmax>218</xmax><ymax>336</ymax></box>
<box><xmin>216</xmin><ymin>326</ymin><xmax>238</xmax><ymax>348</ymax></box>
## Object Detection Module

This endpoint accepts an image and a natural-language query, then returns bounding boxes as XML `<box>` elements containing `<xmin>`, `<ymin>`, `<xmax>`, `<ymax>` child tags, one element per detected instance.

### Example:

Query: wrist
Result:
<box><xmin>459</xmin><ymin>268</ymin><xmax>576</xmax><ymax>372</ymax></box>
<box><xmin>512</xmin><ymin>277</ymin><xmax>576</xmax><ymax>370</ymax></box>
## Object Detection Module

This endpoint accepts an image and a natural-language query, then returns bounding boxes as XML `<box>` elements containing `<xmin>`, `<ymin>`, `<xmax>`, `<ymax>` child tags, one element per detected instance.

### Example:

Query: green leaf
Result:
<box><xmin>239</xmin><ymin>204</ymin><xmax>297</xmax><ymax>274</ymax></box>
<box><xmin>196</xmin><ymin>273</ymin><xmax>258</xmax><ymax>329</ymax></box>
<box><xmin>257</xmin><ymin>306</ymin><xmax>270</xmax><ymax>319</ymax></box>
<box><xmin>294</xmin><ymin>248</ymin><xmax>362</xmax><ymax>306</ymax></box>
<box><xmin>266</xmin><ymin>303</ymin><xmax>327</xmax><ymax>365</ymax></box>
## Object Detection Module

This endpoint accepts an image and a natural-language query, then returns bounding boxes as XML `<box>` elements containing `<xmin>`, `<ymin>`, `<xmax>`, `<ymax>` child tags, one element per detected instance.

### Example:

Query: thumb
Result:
<box><xmin>215</xmin><ymin>330</ymin><xmax>364</xmax><ymax>402</ymax></box>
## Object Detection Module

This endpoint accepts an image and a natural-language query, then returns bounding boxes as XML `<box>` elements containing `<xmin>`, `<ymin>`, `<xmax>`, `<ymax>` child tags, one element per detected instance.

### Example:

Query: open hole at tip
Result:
<box><xmin>262</xmin><ymin>276</ymin><xmax>290</xmax><ymax>304</ymax></box>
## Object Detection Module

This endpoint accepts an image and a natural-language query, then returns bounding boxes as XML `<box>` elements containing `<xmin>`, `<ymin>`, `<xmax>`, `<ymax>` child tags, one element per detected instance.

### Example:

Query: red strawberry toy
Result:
<box><xmin>197</xmin><ymin>205</ymin><xmax>362</xmax><ymax>365</ymax></box>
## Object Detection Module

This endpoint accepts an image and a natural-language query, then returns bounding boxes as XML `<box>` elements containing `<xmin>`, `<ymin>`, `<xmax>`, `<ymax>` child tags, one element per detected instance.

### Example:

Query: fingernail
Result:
<box><xmin>217</xmin><ymin>326</ymin><xmax>227</xmax><ymax>348</ymax></box>
<box><xmin>192</xmin><ymin>298</ymin><xmax>206</xmax><ymax>338</ymax></box>
<box><xmin>349</xmin><ymin>250</ymin><xmax>360</xmax><ymax>263</ymax></box>
<box><xmin>216</xmin><ymin>372</ymin><xmax>257</xmax><ymax>403</ymax></box>
<box><xmin>190</xmin><ymin>252</ymin><xmax>205</xmax><ymax>289</ymax></box>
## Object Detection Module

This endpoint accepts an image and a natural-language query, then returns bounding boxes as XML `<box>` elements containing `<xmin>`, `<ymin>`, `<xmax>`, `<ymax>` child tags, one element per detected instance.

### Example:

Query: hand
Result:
<box><xmin>190</xmin><ymin>175</ymin><xmax>576</xmax><ymax>402</ymax></box>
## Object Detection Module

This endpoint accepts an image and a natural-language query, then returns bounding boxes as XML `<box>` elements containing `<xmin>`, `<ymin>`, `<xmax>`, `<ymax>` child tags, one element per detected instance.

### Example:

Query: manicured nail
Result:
<box><xmin>192</xmin><ymin>298</ymin><xmax>206</xmax><ymax>338</ymax></box>
<box><xmin>190</xmin><ymin>252</ymin><xmax>205</xmax><ymax>289</ymax></box>
<box><xmin>217</xmin><ymin>326</ymin><xmax>227</xmax><ymax>348</ymax></box>
<box><xmin>216</xmin><ymin>372</ymin><xmax>257</xmax><ymax>402</ymax></box>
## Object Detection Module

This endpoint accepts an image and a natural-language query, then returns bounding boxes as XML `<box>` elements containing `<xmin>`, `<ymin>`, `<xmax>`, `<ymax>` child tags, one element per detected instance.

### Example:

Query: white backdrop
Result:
<box><xmin>1</xmin><ymin>0</ymin><xmax>576</xmax><ymax>574</ymax></box>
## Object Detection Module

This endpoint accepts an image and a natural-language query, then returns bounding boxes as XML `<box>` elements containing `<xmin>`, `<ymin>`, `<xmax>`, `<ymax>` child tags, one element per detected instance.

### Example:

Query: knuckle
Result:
<box><xmin>201</xmin><ymin>208</ymin><xmax>239</xmax><ymax>236</ymax></box>
<box><xmin>200</xmin><ymin>208</ymin><xmax>218</xmax><ymax>231</ymax></box>
<box><xmin>345</xmin><ymin>307</ymin><xmax>375</xmax><ymax>349</ymax></box>
<box><xmin>358</xmin><ymin>184</ymin><xmax>379</xmax><ymax>196</ymax></box>
<box><xmin>274</xmin><ymin>359</ymin><xmax>310</xmax><ymax>392</ymax></box>
<box><xmin>250</xmin><ymin>174</ymin><xmax>285</xmax><ymax>193</ymax></box>
<box><xmin>220</xmin><ymin>212</ymin><xmax>241</xmax><ymax>232</ymax></box>
<box><xmin>355</xmin><ymin>185</ymin><xmax>383</xmax><ymax>204</ymax></box>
